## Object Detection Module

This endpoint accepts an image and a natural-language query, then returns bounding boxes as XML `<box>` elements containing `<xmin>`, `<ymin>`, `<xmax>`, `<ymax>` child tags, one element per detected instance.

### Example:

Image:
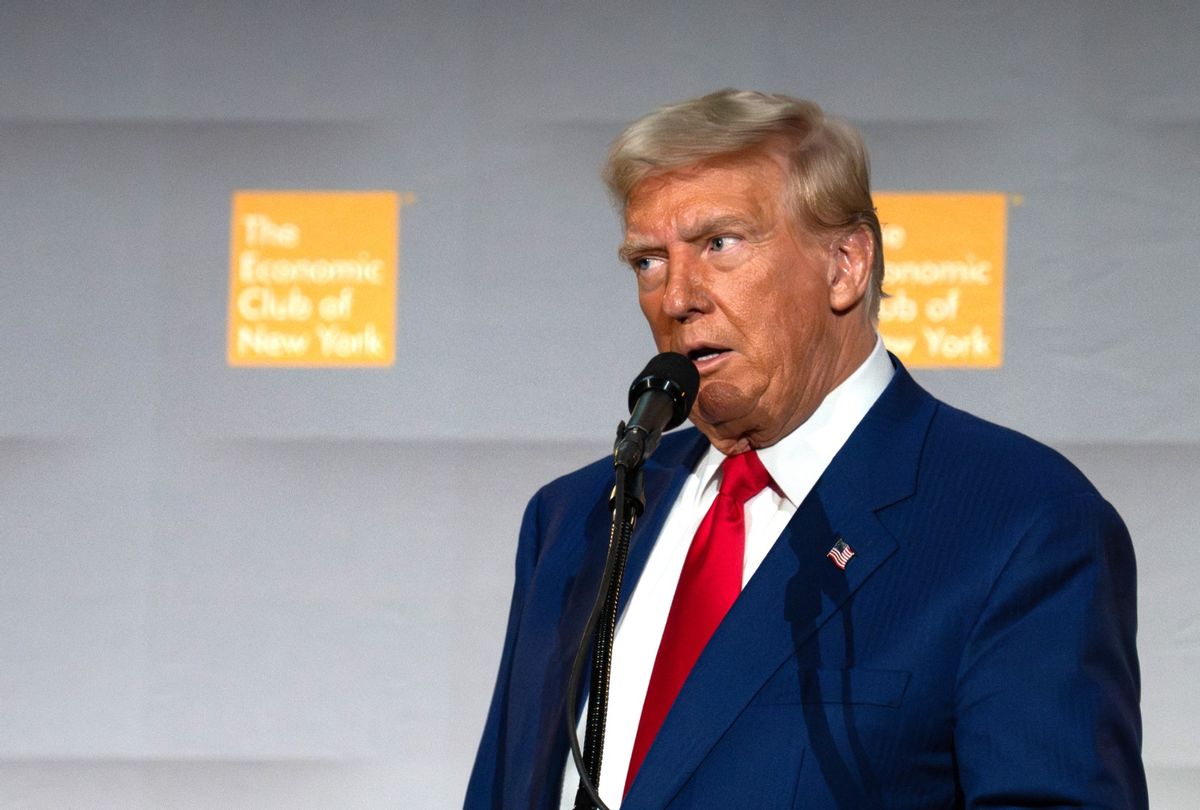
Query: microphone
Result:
<box><xmin>613</xmin><ymin>352</ymin><xmax>699</xmax><ymax>470</ymax></box>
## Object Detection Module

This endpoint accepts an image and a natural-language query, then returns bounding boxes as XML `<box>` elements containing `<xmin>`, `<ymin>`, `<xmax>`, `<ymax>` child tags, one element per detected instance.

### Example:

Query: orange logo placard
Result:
<box><xmin>228</xmin><ymin>190</ymin><xmax>400</xmax><ymax>366</ymax></box>
<box><xmin>875</xmin><ymin>192</ymin><xmax>1007</xmax><ymax>368</ymax></box>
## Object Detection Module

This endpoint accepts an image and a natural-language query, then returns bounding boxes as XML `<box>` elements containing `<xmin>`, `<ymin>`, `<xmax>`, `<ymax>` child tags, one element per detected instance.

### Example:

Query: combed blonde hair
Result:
<box><xmin>603</xmin><ymin>89</ymin><xmax>885</xmax><ymax>316</ymax></box>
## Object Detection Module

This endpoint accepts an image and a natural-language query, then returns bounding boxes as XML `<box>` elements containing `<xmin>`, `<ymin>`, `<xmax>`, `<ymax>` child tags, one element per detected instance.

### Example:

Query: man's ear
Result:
<box><xmin>828</xmin><ymin>225</ymin><xmax>874</xmax><ymax>313</ymax></box>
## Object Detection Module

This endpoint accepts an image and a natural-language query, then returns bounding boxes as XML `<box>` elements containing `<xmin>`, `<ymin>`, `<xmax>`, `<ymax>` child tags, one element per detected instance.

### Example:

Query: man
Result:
<box><xmin>466</xmin><ymin>89</ymin><xmax>1146</xmax><ymax>809</ymax></box>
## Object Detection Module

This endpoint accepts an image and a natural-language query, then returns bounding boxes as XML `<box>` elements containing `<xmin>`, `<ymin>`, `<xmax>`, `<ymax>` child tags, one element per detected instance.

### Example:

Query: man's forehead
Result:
<box><xmin>622</xmin><ymin>210</ymin><xmax>756</xmax><ymax>244</ymax></box>
<box><xmin>622</xmin><ymin>157</ymin><xmax>787</xmax><ymax>237</ymax></box>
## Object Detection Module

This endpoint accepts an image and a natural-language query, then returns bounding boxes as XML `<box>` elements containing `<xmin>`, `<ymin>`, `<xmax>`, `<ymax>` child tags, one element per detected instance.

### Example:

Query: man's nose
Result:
<box><xmin>661</xmin><ymin>253</ymin><xmax>709</xmax><ymax>321</ymax></box>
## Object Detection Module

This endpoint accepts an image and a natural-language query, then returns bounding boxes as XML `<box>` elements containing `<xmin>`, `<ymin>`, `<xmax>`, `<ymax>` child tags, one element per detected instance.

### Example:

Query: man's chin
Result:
<box><xmin>695</xmin><ymin>380</ymin><xmax>756</xmax><ymax>424</ymax></box>
<box><xmin>689</xmin><ymin>380</ymin><xmax>771</xmax><ymax>453</ymax></box>
<box><xmin>689</xmin><ymin>416</ymin><xmax>756</xmax><ymax>456</ymax></box>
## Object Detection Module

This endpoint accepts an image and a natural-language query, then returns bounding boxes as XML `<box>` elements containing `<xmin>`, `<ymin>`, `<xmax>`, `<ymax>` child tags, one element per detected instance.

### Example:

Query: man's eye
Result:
<box><xmin>710</xmin><ymin>235</ymin><xmax>740</xmax><ymax>252</ymax></box>
<box><xmin>632</xmin><ymin>256</ymin><xmax>663</xmax><ymax>273</ymax></box>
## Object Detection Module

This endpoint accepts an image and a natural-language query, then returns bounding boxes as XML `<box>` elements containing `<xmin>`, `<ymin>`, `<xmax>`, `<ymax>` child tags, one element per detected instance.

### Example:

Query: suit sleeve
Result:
<box><xmin>953</xmin><ymin>491</ymin><xmax>1147</xmax><ymax>809</ymax></box>
<box><xmin>464</xmin><ymin>489</ymin><xmax>545</xmax><ymax>809</ymax></box>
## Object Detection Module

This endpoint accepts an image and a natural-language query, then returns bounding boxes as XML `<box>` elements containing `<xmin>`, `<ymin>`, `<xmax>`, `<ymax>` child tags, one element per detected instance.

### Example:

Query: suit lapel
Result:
<box><xmin>542</xmin><ymin>429</ymin><xmax>709</xmax><ymax>801</ymax></box>
<box><xmin>625</xmin><ymin>362</ymin><xmax>937</xmax><ymax>808</ymax></box>
<box><xmin>557</xmin><ymin>430</ymin><xmax>709</xmax><ymax>673</ymax></box>
<box><xmin>558</xmin><ymin>431</ymin><xmax>707</xmax><ymax>637</ymax></box>
<box><xmin>618</xmin><ymin>432</ymin><xmax>711</xmax><ymax>614</ymax></box>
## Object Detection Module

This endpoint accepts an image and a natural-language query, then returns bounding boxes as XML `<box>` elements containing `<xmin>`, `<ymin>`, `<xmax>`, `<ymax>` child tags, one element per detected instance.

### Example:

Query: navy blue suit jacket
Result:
<box><xmin>466</xmin><ymin>361</ymin><xmax>1146</xmax><ymax>809</ymax></box>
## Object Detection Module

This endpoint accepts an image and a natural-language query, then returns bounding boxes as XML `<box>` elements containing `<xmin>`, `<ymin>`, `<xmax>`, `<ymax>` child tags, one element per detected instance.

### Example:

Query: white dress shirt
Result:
<box><xmin>563</xmin><ymin>338</ymin><xmax>894</xmax><ymax>809</ymax></box>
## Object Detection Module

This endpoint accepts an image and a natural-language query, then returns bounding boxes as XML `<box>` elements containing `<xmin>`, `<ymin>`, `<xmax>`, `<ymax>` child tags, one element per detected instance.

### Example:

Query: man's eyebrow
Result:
<box><xmin>617</xmin><ymin>240</ymin><xmax>651</xmax><ymax>264</ymax></box>
<box><xmin>679</xmin><ymin>215</ymin><xmax>754</xmax><ymax>242</ymax></box>
<box><xmin>618</xmin><ymin>216</ymin><xmax>755</xmax><ymax>263</ymax></box>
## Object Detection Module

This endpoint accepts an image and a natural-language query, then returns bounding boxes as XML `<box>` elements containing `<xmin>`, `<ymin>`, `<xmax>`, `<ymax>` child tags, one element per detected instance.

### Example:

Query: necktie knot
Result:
<box><xmin>718</xmin><ymin>450</ymin><xmax>771</xmax><ymax>504</ymax></box>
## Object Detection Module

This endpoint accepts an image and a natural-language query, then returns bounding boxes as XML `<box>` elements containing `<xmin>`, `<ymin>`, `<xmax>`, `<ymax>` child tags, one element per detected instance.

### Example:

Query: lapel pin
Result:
<box><xmin>826</xmin><ymin>537</ymin><xmax>855</xmax><ymax>570</ymax></box>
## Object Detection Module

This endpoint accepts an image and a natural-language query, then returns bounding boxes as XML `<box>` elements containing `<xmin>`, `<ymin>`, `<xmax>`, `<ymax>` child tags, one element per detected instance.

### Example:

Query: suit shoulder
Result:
<box><xmin>533</xmin><ymin>427</ymin><xmax>704</xmax><ymax>503</ymax></box>
<box><xmin>517</xmin><ymin>429</ymin><xmax>704</xmax><ymax>569</ymax></box>
<box><xmin>533</xmin><ymin>453</ymin><xmax>611</xmax><ymax>506</ymax></box>
<box><xmin>923</xmin><ymin>400</ymin><xmax>1101</xmax><ymax>501</ymax></box>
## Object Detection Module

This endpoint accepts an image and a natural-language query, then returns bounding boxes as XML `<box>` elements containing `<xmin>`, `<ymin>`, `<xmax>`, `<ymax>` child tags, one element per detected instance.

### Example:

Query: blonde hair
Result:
<box><xmin>603</xmin><ymin>89</ymin><xmax>885</xmax><ymax>316</ymax></box>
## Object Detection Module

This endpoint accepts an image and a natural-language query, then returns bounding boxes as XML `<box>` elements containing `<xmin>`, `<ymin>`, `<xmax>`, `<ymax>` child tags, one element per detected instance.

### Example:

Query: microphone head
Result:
<box><xmin>627</xmin><ymin>352</ymin><xmax>700</xmax><ymax>430</ymax></box>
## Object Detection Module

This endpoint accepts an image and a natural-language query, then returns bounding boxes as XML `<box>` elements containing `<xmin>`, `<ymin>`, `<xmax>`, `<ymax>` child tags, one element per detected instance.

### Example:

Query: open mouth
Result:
<box><xmin>687</xmin><ymin>347</ymin><xmax>731</xmax><ymax>366</ymax></box>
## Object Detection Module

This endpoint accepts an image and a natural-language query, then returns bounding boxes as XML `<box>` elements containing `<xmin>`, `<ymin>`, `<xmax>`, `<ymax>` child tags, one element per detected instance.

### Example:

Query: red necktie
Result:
<box><xmin>624</xmin><ymin>449</ymin><xmax>772</xmax><ymax>795</ymax></box>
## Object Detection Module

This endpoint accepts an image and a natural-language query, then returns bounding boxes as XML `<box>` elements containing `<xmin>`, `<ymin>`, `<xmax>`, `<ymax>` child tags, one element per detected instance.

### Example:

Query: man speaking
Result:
<box><xmin>466</xmin><ymin>89</ymin><xmax>1146</xmax><ymax>809</ymax></box>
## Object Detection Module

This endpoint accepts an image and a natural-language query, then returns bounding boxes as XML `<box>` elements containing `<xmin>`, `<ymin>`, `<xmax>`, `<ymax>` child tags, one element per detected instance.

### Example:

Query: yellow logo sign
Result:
<box><xmin>228</xmin><ymin>190</ymin><xmax>401</xmax><ymax>366</ymax></box>
<box><xmin>875</xmin><ymin>192</ymin><xmax>1007</xmax><ymax>368</ymax></box>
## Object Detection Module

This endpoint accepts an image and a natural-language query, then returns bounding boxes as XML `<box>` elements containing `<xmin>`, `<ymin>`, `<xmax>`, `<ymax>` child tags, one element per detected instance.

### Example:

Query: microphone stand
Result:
<box><xmin>567</xmin><ymin>420</ymin><xmax>647</xmax><ymax>810</ymax></box>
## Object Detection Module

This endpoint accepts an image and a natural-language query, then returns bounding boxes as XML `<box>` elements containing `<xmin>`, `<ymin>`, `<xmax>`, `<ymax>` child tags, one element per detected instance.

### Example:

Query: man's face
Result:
<box><xmin>620</xmin><ymin>151</ymin><xmax>872</xmax><ymax>454</ymax></box>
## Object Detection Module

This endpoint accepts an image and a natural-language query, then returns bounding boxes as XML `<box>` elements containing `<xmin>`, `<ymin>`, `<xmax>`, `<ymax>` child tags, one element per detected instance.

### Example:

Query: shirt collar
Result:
<box><xmin>693</xmin><ymin>337</ymin><xmax>895</xmax><ymax>504</ymax></box>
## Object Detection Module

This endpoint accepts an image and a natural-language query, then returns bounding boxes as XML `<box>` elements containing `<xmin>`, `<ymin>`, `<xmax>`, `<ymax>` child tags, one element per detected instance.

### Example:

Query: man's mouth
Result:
<box><xmin>686</xmin><ymin>347</ymin><xmax>731</xmax><ymax>367</ymax></box>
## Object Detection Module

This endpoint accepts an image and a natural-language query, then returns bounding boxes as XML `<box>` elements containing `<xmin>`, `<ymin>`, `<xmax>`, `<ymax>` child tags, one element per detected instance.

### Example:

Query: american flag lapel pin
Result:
<box><xmin>827</xmin><ymin>537</ymin><xmax>855</xmax><ymax>570</ymax></box>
